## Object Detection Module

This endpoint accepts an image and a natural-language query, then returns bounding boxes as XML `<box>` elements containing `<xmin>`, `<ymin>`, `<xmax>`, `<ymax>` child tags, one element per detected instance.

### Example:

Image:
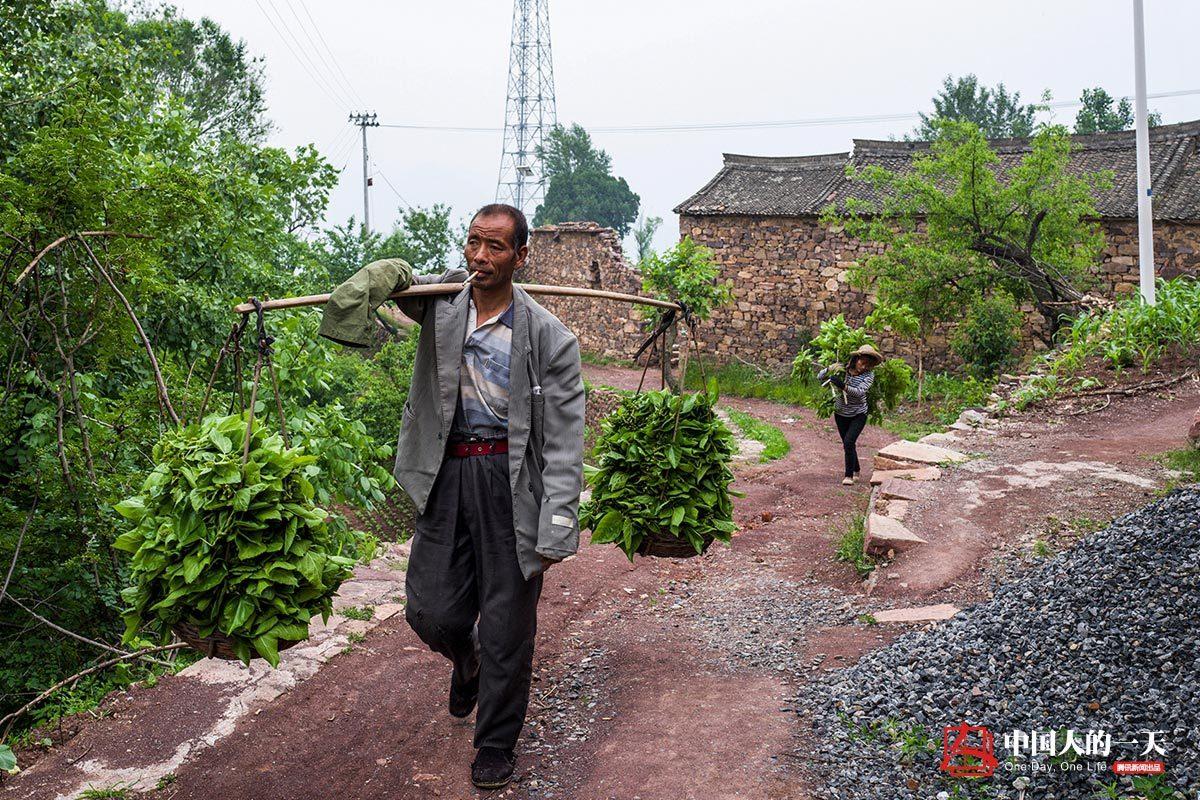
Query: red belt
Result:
<box><xmin>448</xmin><ymin>438</ymin><xmax>508</xmax><ymax>457</ymax></box>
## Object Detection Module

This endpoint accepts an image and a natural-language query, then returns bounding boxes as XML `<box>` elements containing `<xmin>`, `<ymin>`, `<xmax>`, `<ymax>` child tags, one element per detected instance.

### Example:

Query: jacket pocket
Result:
<box><xmin>530</xmin><ymin>388</ymin><xmax>545</xmax><ymax>473</ymax></box>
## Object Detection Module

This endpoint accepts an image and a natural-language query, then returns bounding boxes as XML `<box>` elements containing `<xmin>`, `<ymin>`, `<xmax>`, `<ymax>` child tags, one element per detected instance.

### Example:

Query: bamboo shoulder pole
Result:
<box><xmin>233</xmin><ymin>281</ymin><xmax>680</xmax><ymax>315</ymax></box>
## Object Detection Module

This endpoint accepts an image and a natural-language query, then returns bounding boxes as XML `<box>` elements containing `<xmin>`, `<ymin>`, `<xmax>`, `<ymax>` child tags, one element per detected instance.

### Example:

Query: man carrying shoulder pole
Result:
<box><xmin>317</xmin><ymin>203</ymin><xmax>585</xmax><ymax>789</ymax></box>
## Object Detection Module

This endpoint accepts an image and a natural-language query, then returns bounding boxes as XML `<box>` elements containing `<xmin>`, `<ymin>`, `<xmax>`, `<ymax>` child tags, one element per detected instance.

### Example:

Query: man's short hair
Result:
<box><xmin>471</xmin><ymin>203</ymin><xmax>529</xmax><ymax>250</ymax></box>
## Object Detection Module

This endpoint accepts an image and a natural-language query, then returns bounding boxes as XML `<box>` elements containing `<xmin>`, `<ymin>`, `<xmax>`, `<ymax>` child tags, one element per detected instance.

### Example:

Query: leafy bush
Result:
<box><xmin>791</xmin><ymin>315</ymin><xmax>913</xmax><ymax>423</ymax></box>
<box><xmin>639</xmin><ymin>236</ymin><xmax>733</xmax><ymax>324</ymax></box>
<box><xmin>1004</xmin><ymin>277</ymin><xmax>1200</xmax><ymax>407</ymax></box>
<box><xmin>114</xmin><ymin>413</ymin><xmax>361</xmax><ymax>667</ymax></box>
<box><xmin>951</xmin><ymin>291</ymin><xmax>1022</xmax><ymax>378</ymax></box>
<box><xmin>579</xmin><ymin>383</ymin><xmax>739</xmax><ymax>559</ymax></box>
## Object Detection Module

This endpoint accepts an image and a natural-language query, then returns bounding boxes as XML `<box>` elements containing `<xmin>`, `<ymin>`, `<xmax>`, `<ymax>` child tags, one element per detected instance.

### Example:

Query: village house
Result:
<box><xmin>524</xmin><ymin>119</ymin><xmax>1200</xmax><ymax>372</ymax></box>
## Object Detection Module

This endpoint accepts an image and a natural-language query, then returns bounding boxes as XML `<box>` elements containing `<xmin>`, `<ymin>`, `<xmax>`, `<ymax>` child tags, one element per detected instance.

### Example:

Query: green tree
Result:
<box><xmin>632</xmin><ymin>215</ymin><xmax>662</xmax><ymax>263</ymax></box>
<box><xmin>1074</xmin><ymin>87</ymin><xmax>1161</xmax><ymax>134</ymax></box>
<box><xmin>312</xmin><ymin>205</ymin><xmax>459</xmax><ymax>287</ymax></box>
<box><xmin>374</xmin><ymin>204</ymin><xmax>458</xmax><ymax>274</ymax></box>
<box><xmin>533</xmin><ymin>124</ymin><xmax>640</xmax><ymax>236</ymax></box>
<box><xmin>951</xmin><ymin>290</ymin><xmax>1023</xmax><ymax>378</ymax></box>
<box><xmin>826</xmin><ymin>119</ymin><xmax>1110</xmax><ymax>346</ymax></box>
<box><xmin>915</xmin><ymin>74</ymin><xmax>1041</xmax><ymax>140</ymax></box>
<box><xmin>639</xmin><ymin>236</ymin><xmax>732</xmax><ymax>391</ymax></box>
<box><xmin>129</xmin><ymin>10</ymin><xmax>269</xmax><ymax>142</ymax></box>
<box><xmin>0</xmin><ymin>0</ymin><xmax>391</xmax><ymax>733</ymax></box>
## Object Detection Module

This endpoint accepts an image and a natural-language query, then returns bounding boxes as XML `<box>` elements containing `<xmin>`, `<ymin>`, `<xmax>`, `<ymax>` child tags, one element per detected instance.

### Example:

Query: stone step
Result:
<box><xmin>871</xmin><ymin>604</ymin><xmax>960</xmax><ymax>624</ymax></box>
<box><xmin>878</xmin><ymin>440</ymin><xmax>969</xmax><ymax>466</ymax></box>
<box><xmin>873</xmin><ymin>454</ymin><xmax>920</xmax><ymax>471</ymax></box>
<box><xmin>869</xmin><ymin>466</ymin><xmax>941</xmax><ymax>485</ymax></box>
<box><xmin>864</xmin><ymin>513</ymin><xmax>927</xmax><ymax>555</ymax></box>
<box><xmin>881</xmin><ymin>499</ymin><xmax>910</xmax><ymax>521</ymax></box>
<box><xmin>917</xmin><ymin>432</ymin><xmax>961</xmax><ymax>448</ymax></box>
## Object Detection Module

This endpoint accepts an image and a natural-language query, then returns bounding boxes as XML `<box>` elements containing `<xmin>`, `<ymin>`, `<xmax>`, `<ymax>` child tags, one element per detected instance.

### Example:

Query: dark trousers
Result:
<box><xmin>404</xmin><ymin>450</ymin><xmax>543</xmax><ymax>751</ymax></box>
<box><xmin>834</xmin><ymin>412</ymin><xmax>868</xmax><ymax>477</ymax></box>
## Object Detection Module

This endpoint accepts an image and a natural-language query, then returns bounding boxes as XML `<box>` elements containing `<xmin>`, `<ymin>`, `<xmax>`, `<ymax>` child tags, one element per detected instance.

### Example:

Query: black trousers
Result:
<box><xmin>834</xmin><ymin>412</ymin><xmax>868</xmax><ymax>477</ymax></box>
<box><xmin>404</xmin><ymin>451</ymin><xmax>544</xmax><ymax>751</ymax></box>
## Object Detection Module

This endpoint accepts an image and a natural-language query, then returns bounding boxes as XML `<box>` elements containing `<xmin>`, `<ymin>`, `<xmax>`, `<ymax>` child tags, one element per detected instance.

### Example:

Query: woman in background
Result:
<box><xmin>817</xmin><ymin>345</ymin><xmax>883</xmax><ymax>485</ymax></box>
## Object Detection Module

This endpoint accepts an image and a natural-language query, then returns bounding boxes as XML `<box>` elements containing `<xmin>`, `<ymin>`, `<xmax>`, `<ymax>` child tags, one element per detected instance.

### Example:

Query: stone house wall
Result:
<box><xmin>522</xmin><ymin>222</ymin><xmax>651</xmax><ymax>361</ymax></box>
<box><xmin>678</xmin><ymin>214</ymin><xmax>1200</xmax><ymax>373</ymax></box>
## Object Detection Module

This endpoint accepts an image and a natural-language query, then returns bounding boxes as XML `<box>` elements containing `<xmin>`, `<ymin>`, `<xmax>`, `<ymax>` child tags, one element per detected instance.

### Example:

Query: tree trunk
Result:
<box><xmin>661</xmin><ymin>324</ymin><xmax>681</xmax><ymax>393</ymax></box>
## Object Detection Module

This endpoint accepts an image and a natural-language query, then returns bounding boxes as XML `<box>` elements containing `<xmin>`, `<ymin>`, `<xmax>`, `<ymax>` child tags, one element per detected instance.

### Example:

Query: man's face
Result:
<box><xmin>464</xmin><ymin>213</ymin><xmax>527</xmax><ymax>291</ymax></box>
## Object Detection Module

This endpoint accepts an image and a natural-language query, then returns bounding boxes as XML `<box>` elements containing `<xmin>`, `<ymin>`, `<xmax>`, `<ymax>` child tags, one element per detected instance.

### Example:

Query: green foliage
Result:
<box><xmin>1074</xmin><ymin>87</ymin><xmax>1160</xmax><ymax>134</ymax></box>
<box><xmin>79</xmin><ymin>785</ymin><xmax>134</xmax><ymax>799</ymax></box>
<box><xmin>533</xmin><ymin>123</ymin><xmax>640</xmax><ymax>236</ymax></box>
<box><xmin>951</xmin><ymin>291</ymin><xmax>1023</xmax><ymax>378</ymax></box>
<box><xmin>915</xmin><ymin>74</ymin><xmax>1041</xmax><ymax>139</ymax></box>
<box><xmin>579</xmin><ymin>384</ymin><xmax>739</xmax><ymax>559</ymax></box>
<box><xmin>1008</xmin><ymin>277</ymin><xmax>1200</xmax><ymax>407</ymax></box>
<box><xmin>632</xmin><ymin>215</ymin><xmax>662</xmax><ymax>263</ymax></box>
<box><xmin>310</xmin><ymin>206</ymin><xmax>460</xmax><ymax>286</ymax></box>
<box><xmin>827</xmin><ymin>119</ymin><xmax>1109</xmax><ymax>344</ymax></box>
<box><xmin>683</xmin><ymin>359</ymin><xmax>823</xmax><ymax>407</ymax></box>
<box><xmin>0</xmin><ymin>0</ymin><xmax>368</xmax><ymax>729</ymax></box>
<box><xmin>0</xmin><ymin>744</ymin><xmax>15</xmax><ymax>773</ymax></box>
<box><xmin>880</xmin><ymin>372</ymin><xmax>996</xmax><ymax>441</ymax></box>
<box><xmin>638</xmin><ymin>236</ymin><xmax>733</xmax><ymax>324</ymax></box>
<box><xmin>725</xmin><ymin>408</ymin><xmax>790</xmax><ymax>462</ymax></box>
<box><xmin>791</xmin><ymin>315</ymin><xmax>912</xmax><ymax>424</ymax></box>
<box><xmin>115</xmin><ymin>413</ymin><xmax>362</xmax><ymax>667</ymax></box>
<box><xmin>833</xmin><ymin>512</ymin><xmax>875</xmax><ymax>578</ymax></box>
<box><xmin>865</xmin><ymin>301</ymin><xmax>920</xmax><ymax>340</ymax></box>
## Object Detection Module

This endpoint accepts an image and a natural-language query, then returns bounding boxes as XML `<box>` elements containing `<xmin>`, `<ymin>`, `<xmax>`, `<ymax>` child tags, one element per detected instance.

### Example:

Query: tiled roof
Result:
<box><xmin>674</xmin><ymin>119</ymin><xmax>1200</xmax><ymax>222</ymax></box>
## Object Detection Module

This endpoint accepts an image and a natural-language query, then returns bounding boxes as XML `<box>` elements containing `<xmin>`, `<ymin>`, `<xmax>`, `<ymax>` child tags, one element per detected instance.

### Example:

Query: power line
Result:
<box><xmin>374</xmin><ymin>87</ymin><xmax>1200</xmax><ymax>135</ymax></box>
<box><xmin>371</xmin><ymin>159</ymin><xmax>413</xmax><ymax>212</ymax></box>
<box><xmin>292</xmin><ymin>0</ymin><xmax>369</xmax><ymax>109</ymax></box>
<box><xmin>255</xmin><ymin>0</ymin><xmax>353</xmax><ymax>110</ymax></box>
<box><xmin>282</xmin><ymin>0</ymin><xmax>367</xmax><ymax>109</ymax></box>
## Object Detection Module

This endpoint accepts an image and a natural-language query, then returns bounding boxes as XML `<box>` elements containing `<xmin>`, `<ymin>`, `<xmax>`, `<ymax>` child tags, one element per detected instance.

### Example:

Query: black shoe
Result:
<box><xmin>448</xmin><ymin>667</ymin><xmax>479</xmax><ymax>718</ymax></box>
<box><xmin>471</xmin><ymin>747</ymin><xmax>516</xmax><ymax>789</ymax></box>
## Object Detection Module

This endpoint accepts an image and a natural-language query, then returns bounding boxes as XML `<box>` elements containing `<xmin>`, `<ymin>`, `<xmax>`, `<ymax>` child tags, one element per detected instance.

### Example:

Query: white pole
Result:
<box><xmin>1132</xmin><ymin>0</ymin><xmax>1156</xmax><ymax>305</ymax></box>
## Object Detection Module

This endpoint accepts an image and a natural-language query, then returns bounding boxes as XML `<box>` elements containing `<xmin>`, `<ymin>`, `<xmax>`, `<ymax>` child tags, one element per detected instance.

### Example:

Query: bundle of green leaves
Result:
<box><xmin>579</xmin><ymin>382</ymin><xmax>739</xmax><ymax>559</ymax></box>
<box><xmin>791</xmin><ymin>315</ymin><xmax>912</xmax><ymax>424</ymax></box>
<box><xmin>113</xmin><ymin>413</ymin><xmax>358</xmax><ymax>667</ymax></box>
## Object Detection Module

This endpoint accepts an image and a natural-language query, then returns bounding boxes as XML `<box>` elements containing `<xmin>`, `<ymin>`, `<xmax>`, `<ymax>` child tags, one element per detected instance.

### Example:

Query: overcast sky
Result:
<box><xmin>171</xmin><ymin>0</ymin><xmax>1200</xmax><ymax>255</ymax></box>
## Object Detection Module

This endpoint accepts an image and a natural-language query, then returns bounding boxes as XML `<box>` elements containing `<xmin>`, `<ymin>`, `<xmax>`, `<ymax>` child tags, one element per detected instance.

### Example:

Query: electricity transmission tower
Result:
<box><xmin>495</xmin><ymin>0</ymin><xmax>557</xmax><ymax>217</ymax></box>
<box><xmin>349</xmin><ymin>112</ymin><xmax>379</xmax><ymax>233</ymax></box>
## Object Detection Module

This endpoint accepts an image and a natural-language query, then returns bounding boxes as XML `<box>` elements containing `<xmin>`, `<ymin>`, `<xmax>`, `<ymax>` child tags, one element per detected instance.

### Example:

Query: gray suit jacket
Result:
<box><xmin>318</xmin><ymin>260</ymin><xmax>585</xmax><ymax>580</ymax></box>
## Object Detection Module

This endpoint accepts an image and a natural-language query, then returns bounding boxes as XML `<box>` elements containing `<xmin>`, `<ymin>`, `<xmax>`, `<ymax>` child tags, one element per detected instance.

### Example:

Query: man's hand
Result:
<box><xmin>826</xmin><ymin>362</ymin><xmax>845</xmax><ymax>373</ymax></box>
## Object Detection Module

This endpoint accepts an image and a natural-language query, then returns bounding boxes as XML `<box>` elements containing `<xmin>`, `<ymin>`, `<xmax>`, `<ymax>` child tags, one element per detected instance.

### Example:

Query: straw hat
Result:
<box><xmin>847</xmin><ymin>344</ymin><xmax>883</xmax><ymax>369</ymax></box>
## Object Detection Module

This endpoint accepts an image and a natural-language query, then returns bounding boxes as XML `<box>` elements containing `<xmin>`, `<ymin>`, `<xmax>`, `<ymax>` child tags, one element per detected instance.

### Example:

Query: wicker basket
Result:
<box><xmin>636</xmin><ymin>531</ymin><xmax>713</xmax><ymax>559</ymax></box>
<box><xmin>173</xmin><ymin>621</ymin><xmax>303</xmax><ymax>661</ymax></box>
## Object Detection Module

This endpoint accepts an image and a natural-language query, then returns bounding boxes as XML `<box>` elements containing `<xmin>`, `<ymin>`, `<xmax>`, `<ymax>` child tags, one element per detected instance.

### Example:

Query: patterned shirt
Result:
<box><xmin>818</xmin><ymin>367</ymin><xmax>874</xmax><ymax>417</ymax></box>
<box><xmin>450</xmin><ymin>296</ymin><xmax>514</xmax><ymax>438</ymax></box>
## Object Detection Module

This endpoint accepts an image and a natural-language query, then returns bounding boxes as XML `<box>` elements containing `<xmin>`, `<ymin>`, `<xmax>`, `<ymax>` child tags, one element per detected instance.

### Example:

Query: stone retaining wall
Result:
<box><xmin>523</xmin><ymin>222</ymin><xmax>650</xmax><ymax>362</ymax></box>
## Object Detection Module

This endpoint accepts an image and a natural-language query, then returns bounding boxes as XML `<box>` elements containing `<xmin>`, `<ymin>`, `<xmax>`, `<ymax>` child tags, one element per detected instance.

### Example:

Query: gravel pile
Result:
<box><xmin>795</xmin><ymin>487</ymin><xmax>1200</xmax><ymax>799</ymax></box>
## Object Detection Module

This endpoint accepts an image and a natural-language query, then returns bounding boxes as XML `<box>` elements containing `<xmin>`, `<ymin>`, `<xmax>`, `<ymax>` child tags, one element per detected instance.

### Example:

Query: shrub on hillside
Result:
<box><xmin>951</xmin><ymin>290</ymin><xmax>1023</xmax><ymax>378</ymax></box>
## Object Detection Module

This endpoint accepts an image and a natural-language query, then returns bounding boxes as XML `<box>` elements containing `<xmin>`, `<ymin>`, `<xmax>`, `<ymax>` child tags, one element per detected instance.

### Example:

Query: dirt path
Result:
<box><xmin>5</xmin><ymin>365</ymin><xmax>1195</xmax><ymax>800</ymax></box>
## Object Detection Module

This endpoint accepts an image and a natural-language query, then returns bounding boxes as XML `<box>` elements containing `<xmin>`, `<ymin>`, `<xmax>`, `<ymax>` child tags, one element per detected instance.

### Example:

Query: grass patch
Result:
<box><xmin>341</xmin><ymin>605</ymin><xmax>375</xmax><ymax>621</ymax></box>
<box><xmin>683</xmin><ymin>357</ymin><xmax>992</xmax><ymax>445</ymax></box>
<box><xmin>833</xmin><ymin>512</ymin><xmax>876</xmax><ymax>578</ymax></box>
<box><xmin>683</xmin><ymin>358</ymin><xmax>823</xmax><ymax>406</ymax></box>
<box><xmin>580</xmin><ymin>351</ymin><xmax>632</xmax><ymax>368</ymax></box>
<box><xmin>724</xmin><ymin>407</ymin><xmax>790</xmax><ymax>462</ymax></box>
<box><xmin>79</xmin><ymin>785</ymin><xmax>135</xmax><ymax>799</ymax></box>
<box><xmin>1154</xmin><ymin>447</ymin><xmax>1200</xmax><ymax>485</ymax></box>
<box><xmin>881</xmin><ymin>373</ymin><xmax>996</xmax><ymax>442</ymax></box>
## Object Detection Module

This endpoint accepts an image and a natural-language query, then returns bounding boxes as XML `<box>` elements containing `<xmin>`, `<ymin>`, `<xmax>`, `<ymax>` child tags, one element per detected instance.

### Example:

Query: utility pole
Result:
<box><xmin>349</xmin><ymin>112</ymin><xmax>379</xmax><ymax>234</ymax></box>
<box><xmin>1132</xmin><ymin>0</ymin><xmax>1156</xmax><ymax>305</ymax></box>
